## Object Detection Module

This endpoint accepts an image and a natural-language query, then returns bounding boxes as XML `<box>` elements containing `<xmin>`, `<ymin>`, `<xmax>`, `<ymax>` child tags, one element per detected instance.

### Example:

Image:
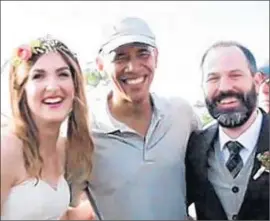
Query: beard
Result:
<box><xmin>205</xmin><ymin>85</ymin><xmax>257</xmax><ymax>128</ymax></box>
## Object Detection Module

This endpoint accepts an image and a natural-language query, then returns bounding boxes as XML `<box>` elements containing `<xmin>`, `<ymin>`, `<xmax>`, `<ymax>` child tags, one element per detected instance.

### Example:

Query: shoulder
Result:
<box><xmin>1</xmin><ymin>131</ymin><xmax>24</xmax><ymax>158</ymax></box>
<box><xmin>187</xmin><ymin>121</ymin><xmax>218</xmax><ymax>155</ymax></box>
<box><xmin>154</xmin><ymin>94</ymin><xmax>203</xmax><ymax>129</ymax></box>
<box><xmin>190</xmin><ymin>121</ymin><xmax>218</xmax><ymax>139</ymax></box>
<box><xmin>153</xmin><ymin>93</ymin><xmax>192</xmax><ymax>108</ymax></box>
<box><xmin>186</xmin><ymin>128</ymin><xmax>207</xmax><ymax>161</ymax></box>
<box><xmin>1</xmin><ymin>132</ymin><xmax>24</xmax><ymax>180</ymax></box>
<box><xmin>153</xmin><ymin>93</ymin><xmax>196</xmax><ymax>117</ymax></box>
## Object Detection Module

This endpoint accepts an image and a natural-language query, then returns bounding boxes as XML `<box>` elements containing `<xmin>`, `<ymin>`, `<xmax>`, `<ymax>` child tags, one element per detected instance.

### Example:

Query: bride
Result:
<box><xmin>1</xmin><ymin>36</ymin><xmax>95</xmax><ymax>220</ymax></box>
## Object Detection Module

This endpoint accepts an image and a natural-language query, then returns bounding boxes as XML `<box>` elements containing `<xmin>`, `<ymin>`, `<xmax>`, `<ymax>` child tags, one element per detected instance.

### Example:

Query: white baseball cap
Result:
<box><xmin>99</xmin><ymin>17</ymin><xmax>156</xmax><ymax>54</ymax></box>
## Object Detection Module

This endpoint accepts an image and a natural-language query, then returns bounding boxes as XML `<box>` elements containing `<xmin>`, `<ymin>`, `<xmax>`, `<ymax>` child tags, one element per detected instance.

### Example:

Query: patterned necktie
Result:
<box><xmin>225</xmin><ymin>141</ymin><xmax>244</xmax><ymax>178</ymax></box>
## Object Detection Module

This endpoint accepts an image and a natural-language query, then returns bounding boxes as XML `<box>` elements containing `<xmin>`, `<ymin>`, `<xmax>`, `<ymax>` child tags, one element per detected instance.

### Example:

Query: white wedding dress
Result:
<box><xmin>1</xmin><ymin>175</ymin><xmax>70</xmax><ymax>220</ymax></box>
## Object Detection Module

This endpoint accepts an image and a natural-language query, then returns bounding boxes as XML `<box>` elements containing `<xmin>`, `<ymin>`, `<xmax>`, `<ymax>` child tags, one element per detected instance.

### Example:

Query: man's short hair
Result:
<box><xmin>200</xmin><ymin>41</ymin><xmax>257</xmax><ymax>75</ymax></box>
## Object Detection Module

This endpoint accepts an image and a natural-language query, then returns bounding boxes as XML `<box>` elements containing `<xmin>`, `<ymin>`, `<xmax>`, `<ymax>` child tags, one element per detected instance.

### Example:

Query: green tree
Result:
<box><xmin>84</xmin><ymin>68</ymin><xmax>101</xmax><ymax>87</ymax></box>
<box><xmin>84</xmin><ymin>68</ymin><xmax>109</xmax><ymax>87</ymax></box>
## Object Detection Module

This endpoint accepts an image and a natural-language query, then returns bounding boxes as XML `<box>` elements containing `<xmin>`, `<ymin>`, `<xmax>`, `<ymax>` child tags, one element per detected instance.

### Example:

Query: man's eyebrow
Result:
<box><xmin>206</xmin><ymin>69</ymin><xmax>244</xmax><ymax>76</ymax></box>
<box><xmin>206</xmin><ymin>72</ymin><xmax>219</xmax><ymax>77</ymax></box>
<box><xmin>229</xmin><ymin>69</ymin><xmax>244</xmax><ymax>74</ymax></box>
<box><xmin>137</xmin><ymin>47</ymin><xmax>150</xmax><ymax>51</ymax></box>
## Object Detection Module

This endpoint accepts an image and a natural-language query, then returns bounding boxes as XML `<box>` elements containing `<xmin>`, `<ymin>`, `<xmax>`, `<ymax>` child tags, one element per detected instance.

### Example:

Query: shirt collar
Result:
<box><xmin>219</xmin><ymin>109</ymin><xmax>263</xmax><ymax>151</ymax></box>
<box><xmin>91</xmin><ymin>91</ymin><xmax>165</xmax><ymax>134</ymax></box>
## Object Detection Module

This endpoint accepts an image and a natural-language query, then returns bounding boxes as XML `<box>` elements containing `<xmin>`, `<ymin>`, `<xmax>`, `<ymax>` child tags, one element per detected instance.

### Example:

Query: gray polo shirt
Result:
<box><xmin>89</xmin><ymin>93</ymin><xmax>200</xmax><ymax>220</ymax></box>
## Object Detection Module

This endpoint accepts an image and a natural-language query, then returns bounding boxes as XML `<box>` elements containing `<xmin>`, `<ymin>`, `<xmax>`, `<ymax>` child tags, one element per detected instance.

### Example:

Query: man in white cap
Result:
<box><xmin>89</xmin><ymin>16</ymin><xmax>201</xmax><ymax>220</ymax></box>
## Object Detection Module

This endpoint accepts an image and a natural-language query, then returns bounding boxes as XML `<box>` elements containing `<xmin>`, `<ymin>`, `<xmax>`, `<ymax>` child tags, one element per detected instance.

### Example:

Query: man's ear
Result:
<box><xmin>153</xmin><ymin>48</ymin><xmax>159</xmax><ymax>68</ymax></box>
<box><xmin>253</xmin><ymin>72</ymin><xmax>263</xmax><ymax>94</ymax></box>
<box><xmin>96</xmin><ymin>56</ymin><xmax>104</xmax><ymax>72</ymax></box>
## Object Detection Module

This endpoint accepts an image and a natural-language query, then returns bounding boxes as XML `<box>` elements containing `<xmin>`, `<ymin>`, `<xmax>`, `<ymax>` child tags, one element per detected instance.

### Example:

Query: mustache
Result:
<box><xmin>212</xmin><ymin>91</ymin><xmax>245</xmax><ymax>104</ymax></box>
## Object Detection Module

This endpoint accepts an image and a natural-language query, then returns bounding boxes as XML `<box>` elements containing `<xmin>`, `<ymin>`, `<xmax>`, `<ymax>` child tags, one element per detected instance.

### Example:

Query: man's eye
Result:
<box><xmin>114</xmin><ymin>55</ymin><xmax>128</xmax><ymax>61</ymax></box>
<box><xmin>207</xmin><ymin>76</ymin><xmax>219</xmax><ymax>82</ymax></box>
<box><xmin>139</xmin><ymin>51</ymin><xmax>150</xmax><ymax>58</ymax></box>
<box><xmin>231</xmin><ymin>74</ymin><xmax>241</xmax><ymax>78</ymax></box>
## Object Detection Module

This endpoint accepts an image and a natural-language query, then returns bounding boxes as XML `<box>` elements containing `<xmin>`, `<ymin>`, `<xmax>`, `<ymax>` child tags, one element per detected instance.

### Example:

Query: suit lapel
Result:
<box><xmin>198</xmin><ymin>123</ymin><xmax>218</xmax><ymax>179</ymax></box>
<box><xmin>249</xmin><ymin>111</ymin><xmax>269</xmax><ymax>180</ymax></box>
<box><xmin>238</xmin><ymin>112</ymin><xmax>269</xmax><ymax>216</ymax></box>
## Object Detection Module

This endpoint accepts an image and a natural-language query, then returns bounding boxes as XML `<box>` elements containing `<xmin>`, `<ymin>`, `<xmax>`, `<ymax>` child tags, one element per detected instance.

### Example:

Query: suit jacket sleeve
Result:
<box><xmin>185</xmin><ymin>131</ymin><xmax>198</xmax><ymax>207</ymax></box>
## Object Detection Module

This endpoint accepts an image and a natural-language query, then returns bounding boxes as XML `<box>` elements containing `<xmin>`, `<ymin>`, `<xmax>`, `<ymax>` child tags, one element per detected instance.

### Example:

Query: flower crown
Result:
<box><xmin>11</xmin><ymin>35</ymin><xmax>77</xmax><ymax>67</ymax></box>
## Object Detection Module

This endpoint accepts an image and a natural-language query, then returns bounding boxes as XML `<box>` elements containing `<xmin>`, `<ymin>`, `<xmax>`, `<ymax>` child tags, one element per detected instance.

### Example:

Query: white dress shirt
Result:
<box><xmin>219</xmin><ymin>109</ymin><xmax>263</xmax><ymax>165</ymax></box>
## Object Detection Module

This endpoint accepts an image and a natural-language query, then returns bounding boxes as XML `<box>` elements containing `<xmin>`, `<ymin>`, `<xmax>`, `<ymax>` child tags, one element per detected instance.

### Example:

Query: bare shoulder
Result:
<box><xmin>1</xmin><ymin>132</ymin><xmax>26</xmax><ymax>207</ymax></box>
<box><xmin>1</xmin><ymin>132</ymin><xmax>24</xmax><ymax>162</ymax></box>
<box><xmin>1</xmin><ymin>132</ymin><xmax>24</xmax><ymax>181</ymax></box>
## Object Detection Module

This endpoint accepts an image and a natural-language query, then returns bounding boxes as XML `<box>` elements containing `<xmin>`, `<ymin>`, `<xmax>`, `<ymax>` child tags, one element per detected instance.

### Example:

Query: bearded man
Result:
<box><xmin>185</xmin><ymin>41</ymin><xmax>269</xmax><ymax>220</ymax></box>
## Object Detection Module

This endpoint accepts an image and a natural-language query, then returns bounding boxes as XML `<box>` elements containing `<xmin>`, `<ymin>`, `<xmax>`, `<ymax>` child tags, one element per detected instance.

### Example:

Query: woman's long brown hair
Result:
<box><xmin>9</xmin><ymin>40</ymin><xmax>94</xmax><ymax>184</ymax></box>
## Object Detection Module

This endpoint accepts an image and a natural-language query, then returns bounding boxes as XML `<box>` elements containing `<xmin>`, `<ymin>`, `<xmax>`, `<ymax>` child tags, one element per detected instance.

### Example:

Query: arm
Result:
<box><xmin>1</xmin><ymin>134</ymin><xmax>23</xmax><ymax>214</ymax></box>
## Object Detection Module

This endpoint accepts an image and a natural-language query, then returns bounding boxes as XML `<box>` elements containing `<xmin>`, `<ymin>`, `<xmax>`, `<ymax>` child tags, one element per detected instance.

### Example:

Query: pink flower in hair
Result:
<box><xmin>16</xmin><ymin>45</ymin><xmax>32</xmax><ymax>61</ymax></box>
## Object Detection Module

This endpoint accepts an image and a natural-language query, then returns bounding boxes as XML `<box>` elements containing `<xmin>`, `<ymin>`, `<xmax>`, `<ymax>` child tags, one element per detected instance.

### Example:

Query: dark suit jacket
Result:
<box><xmin>186</xmin><ymin>111</ymin><xmax>269</xmax><ymax>220</ymax></box>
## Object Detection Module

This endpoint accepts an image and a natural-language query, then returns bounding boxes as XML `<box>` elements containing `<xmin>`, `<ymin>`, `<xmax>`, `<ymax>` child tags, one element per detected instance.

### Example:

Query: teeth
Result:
<box><xmin>220</xmin><ymin>97</ymin><xmax>238</xmax><ymax>104</ymax></box>
<box><xmin>43</xmin><ymin>97</ymin><xmax>63</xmax><ymax>104</ymax></box>
<box><xmin>126</xmin><ymin>77</ymin><xmax>144</xmax><ymax>85</ymax></box>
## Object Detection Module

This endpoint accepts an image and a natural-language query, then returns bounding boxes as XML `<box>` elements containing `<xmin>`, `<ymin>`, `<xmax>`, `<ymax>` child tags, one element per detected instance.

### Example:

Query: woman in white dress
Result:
<box><xmin>1</xmin><ymin>36</ymin><xmax>95</xmax><ymax>220</ymax></box>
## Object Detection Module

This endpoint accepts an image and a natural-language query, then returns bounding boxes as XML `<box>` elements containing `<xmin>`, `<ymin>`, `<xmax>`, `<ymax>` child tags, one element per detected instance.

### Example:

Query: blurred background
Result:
<box><xmin>1</xmin><ymin>1</ymin><xmax>269</xmax><ymax>128</ymax></box>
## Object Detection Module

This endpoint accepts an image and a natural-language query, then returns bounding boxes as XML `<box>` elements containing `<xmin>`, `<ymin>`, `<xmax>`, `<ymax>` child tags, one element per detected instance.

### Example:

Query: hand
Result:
<box><xmin>77</xmin><ymin>200</ymin><xmax>96</xmax><ymax>220</ymax></box>
<box><xmin>66</xmin><ymin>200</ymin><xmax>96</xmax><ymax>220</ymax></box>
